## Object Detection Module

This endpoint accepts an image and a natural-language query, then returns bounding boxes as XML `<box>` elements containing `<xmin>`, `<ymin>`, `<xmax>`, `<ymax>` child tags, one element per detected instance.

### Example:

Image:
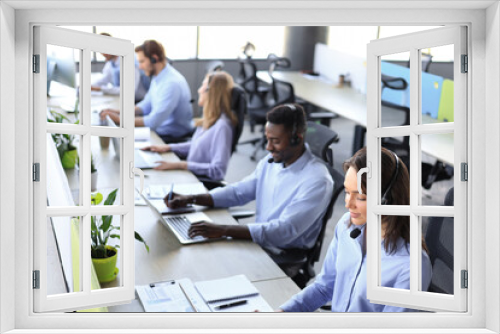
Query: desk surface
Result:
<box><xmin>47</xmin><ymin>92</ymin><xmax>300</xmax><ymax>312</ymax></box>
<box><xmin>257</xmin><ymin>71</ymin><xmax>454</xmax><ymax>166</ymax></box>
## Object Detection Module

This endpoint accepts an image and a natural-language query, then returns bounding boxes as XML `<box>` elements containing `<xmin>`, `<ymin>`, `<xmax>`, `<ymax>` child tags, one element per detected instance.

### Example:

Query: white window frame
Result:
<box><xmin>33</xmin><ymin>26</ymin><xmax>136</xmax><ymax>312</ymax></box>
<box><xmin>365</xmin><ymin>26</ymin><xmax>467</xmax><ymax>312</ymax></box>
<box><xmin>1</xmin><ymin>2</ymin><xmax>497</xmax><ymax>333</ymax></box>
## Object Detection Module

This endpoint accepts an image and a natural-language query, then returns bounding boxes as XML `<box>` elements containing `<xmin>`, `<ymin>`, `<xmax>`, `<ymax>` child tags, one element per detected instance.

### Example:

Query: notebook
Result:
<box><xmin>194</xmin><ymin>274</ymin><xmax>259</xmax><ymax>304</ymax></box>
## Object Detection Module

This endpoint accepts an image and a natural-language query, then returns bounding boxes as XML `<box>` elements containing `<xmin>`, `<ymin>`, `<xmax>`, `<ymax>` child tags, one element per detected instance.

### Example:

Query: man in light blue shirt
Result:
<box><xmin>166</xmin><ymin>104</ymin><xmax>333</xmax><ymax>254</ymax></box>
<box><xmin>101</xmin><ymin>40</ymin><xmax>193</xmax><ymax>143</ymax></box>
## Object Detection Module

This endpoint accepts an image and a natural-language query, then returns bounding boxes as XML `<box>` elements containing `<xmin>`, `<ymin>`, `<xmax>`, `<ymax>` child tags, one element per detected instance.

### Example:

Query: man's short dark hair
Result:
<box><xmin>135</xmin><ymin>40</ymin><xmax>166</xmax><ymax>61</ymax></box>
<box><xmin>266</xmin><ymin>103</ymin><xmax>306</xmax><ymax>135</ymax></box>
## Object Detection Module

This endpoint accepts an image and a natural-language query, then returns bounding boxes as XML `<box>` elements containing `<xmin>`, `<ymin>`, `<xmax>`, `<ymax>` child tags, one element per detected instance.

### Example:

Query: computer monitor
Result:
<box><xmin>46</xmin><ymin>45</ymin><xmax>77</xmax><ymax>96</ymax></box>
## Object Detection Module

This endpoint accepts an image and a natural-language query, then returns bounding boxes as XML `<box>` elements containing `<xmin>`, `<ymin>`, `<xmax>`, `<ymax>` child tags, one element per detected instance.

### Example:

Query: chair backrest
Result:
<box><xmin>237</xmin><ymin>59</ymin><xmax>259</xmax><ymax>93</ymax></box>
<box><xmin>303</xmin><ymin>122</ymin><xmax>343</xmax><ymax>271</ymax></box>
<box><xmin>230</xmin><ymin>85</ymin><xmax>247</xmax><ymax>154</ymax></box>
<box><xmin>268</xmin><ymin>77</ymin><xmax>295</xmax><ymax>107</ymax></box>
<box><xmin>305</xmin><ymin>121</ymin><xmax>339</xmax><ymax>166</ymax></box>
<box><xmin>425</xmin><ymin>187</ymin><xmax>454</xmax><ymax>294</ymax></box>
<box><xmin>206</xmin><ymin>60</ymin><xmax>224</xmax><ymax>73</ymax></box>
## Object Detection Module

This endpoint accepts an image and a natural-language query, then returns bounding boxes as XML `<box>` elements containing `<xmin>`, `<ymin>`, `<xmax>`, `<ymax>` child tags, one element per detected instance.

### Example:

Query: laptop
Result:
<box><xmin>105</xmin><ymin>115</ymin><xmax>163</xmax><ymax>169</ymax></box>
<box><xmin>140</xmin><ymin>193</ymin><xmax>219</xmax><ymax>245</ymax></box>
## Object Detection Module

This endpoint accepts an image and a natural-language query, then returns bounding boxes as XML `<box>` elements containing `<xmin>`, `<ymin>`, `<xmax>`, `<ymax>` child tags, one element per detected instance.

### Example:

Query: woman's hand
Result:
<box><xmin>153</xmin><ymin>161</ymin><xmax>187</xmax><ymax>170</ymax></box>
<box><xmin>142</xmin><ymin>144</ymin><xmax>170</xmax><ymax>153</ymax></box>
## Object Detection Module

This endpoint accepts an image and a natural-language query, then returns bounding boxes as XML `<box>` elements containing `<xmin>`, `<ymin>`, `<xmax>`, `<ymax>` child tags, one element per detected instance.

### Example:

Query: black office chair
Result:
<box><xmin>268</xmin><ymin>122</ymin><xmax>343</xmax><ymax>288</ymax></box>
<box><xmin>205</xmin><ymin>60</ymin><xmax>224</xmax><ymax>73</ymax></box>
<box><xmin>196</xmin><ymin>85</ymin><xmax>247</xmax><ymax>190</ymax></box>
<box><xmin>237</xmin><ymin>58</ymin><xmax>270</xmax><ymax>110</ymax></box>
<box><xmin>425</xmin><ymin>187</ymin><xmax>454</xmax><ymax>294</ymax></box>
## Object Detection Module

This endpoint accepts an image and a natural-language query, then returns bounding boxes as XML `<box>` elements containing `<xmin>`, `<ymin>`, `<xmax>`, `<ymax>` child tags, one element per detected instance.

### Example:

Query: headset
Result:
<box><xmin>284</xmin><ymin>103</ymin><xmax>301</xmax><ymax>146</ymax></box>
<box><xmin>381</xmin><ymin>151</ymin><xmax>400</xmax><ymax>205</ymax></box>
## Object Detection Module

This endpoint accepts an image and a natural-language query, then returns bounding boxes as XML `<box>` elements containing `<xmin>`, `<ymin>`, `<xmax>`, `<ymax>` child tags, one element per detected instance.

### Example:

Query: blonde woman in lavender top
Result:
<box><xmin>142</xmin><ymin>71</ymin><xmax>237</xmax><ymax>181</ymax></box>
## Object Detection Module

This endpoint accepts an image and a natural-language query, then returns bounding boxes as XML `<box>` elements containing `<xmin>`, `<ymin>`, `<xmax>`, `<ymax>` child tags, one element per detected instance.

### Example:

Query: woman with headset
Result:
<box><xmin>278</xmin><ymin>147</ymin><xmax>432</xmax><ymax>312</ymax></box>
<box><xmin>142</xmin><ymin>71</ymin><xmax>237</xmax><ymax>181</ymax></box>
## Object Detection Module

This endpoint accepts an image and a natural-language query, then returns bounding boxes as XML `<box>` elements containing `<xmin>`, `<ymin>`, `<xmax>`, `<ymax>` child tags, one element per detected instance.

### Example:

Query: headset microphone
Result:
<box><xmin>268</xmin><ymin>157</ymin><xmax>274</xmax><ymax>163</ymax></box>
<box><xmin>350</xmin><ymin>228</ymin><xmax>362</xmax><ymax>239</ymax></box>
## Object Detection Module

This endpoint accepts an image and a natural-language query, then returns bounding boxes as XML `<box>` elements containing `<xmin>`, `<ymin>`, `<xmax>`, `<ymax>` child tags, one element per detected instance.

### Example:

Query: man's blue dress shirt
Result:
<box><xmin>136</xmin><ymin>63</ymin><xmax>193</xmax><ymax>138</ymax></box>
<box><xmin>209</xmin><ymin>146</ymin><xmax>333</xmax><ymax>250</ymax></box>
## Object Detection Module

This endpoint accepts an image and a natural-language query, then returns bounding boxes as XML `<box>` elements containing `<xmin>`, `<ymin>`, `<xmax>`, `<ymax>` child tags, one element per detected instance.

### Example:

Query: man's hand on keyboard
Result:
<box><xmin>188</xmin><ymin>221</ymin><xmax>225</xmax><ymax>239</ymax></box>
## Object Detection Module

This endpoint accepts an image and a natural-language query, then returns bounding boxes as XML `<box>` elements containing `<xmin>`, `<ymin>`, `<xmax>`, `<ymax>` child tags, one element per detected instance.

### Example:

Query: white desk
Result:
<box><xmin>257</xmin><ymin>71</ymin><xmax>454</xmax><ymax>166</ymax></box>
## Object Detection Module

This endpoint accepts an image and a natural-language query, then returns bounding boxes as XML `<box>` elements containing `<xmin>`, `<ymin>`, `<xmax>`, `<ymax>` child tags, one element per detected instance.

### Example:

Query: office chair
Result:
<box><xmin>425</xmin><ymin>187</ymin><xmax>454</xmax><ymax>294</ymax></box>
<box><xmin>236</xmin><ymin>58</ymin><xmax>270</xmax><ymax>110</ymax></box>
<box><xmin>196</xmin><ymin>85</ymin><xmax>247</xmax><ymax>190</ymax></box>
<box><xmin>205</xmin><ymin>60</ymin><xmax>224</xmax><ymax>73</ymax></box>
<box><xmin>267</xmin><ymin>122</ymin><xmax>343</xmax><ymax>289</ymax></box>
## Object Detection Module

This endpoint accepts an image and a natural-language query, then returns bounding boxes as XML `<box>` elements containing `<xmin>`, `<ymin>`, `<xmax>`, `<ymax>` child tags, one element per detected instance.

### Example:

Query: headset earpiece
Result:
<box><xmin>285</xmin><ymin>103</ymin><xmax>301</xmax><ymax>146</ymax></box>
<box><xmin>150</xmin><ymin>56</ymin><xmax>157</xmax><ymax>64</ymax></box>
<box><xmin>381</xmin><ymin>151</ymin><xmax>400</xmax><ymax>205</ymax></box>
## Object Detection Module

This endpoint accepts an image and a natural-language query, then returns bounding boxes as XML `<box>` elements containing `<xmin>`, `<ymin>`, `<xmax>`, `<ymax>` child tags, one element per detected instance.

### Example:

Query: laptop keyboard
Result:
<box><xmin>165</xmin><ymin>216</ymin><xmax>205</xmax><ymax>241</ymax></box>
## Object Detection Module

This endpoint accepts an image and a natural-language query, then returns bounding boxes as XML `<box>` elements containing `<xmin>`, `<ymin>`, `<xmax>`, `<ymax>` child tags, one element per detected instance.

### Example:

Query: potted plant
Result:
<box><xmin>90</xmin><ymin>155</ymin><xmax>98</xmax><ymax>192</ymax></box>
<box><xmin>91</xmin><ymin>189</ymin><xmax>149</xmax><ymax>283</ymax></box>
<box><xmin>47</xmin><ymin>110</ymin><xmax>79</xmax><ymax>169</ymax></box>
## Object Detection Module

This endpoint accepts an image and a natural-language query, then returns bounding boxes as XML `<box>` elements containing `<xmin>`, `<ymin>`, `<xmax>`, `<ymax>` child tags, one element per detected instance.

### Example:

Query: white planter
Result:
<box><xmin>91</xmin><ymin>171</ymin><xmax>98</xmax><ymax>191</ymax></box>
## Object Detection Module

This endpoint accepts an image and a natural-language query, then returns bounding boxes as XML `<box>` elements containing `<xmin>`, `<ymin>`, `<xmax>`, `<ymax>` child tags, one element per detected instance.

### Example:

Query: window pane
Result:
<box><xmin>96</xmin><ymin>26</ymin><xmax>197</xmax><ymax>60</ymax></box>
<box><xmin>91</xmin><ymin>214</ymin><xmax>122</xmax><ymax>290</ymax></box>
<box><xmin>48</xmin><ymin>216</ymin><xmax>82</xmax><ymax>295</ymax></box>
<box><xmin>90</xmin><ymin>51</ymin><xmax>123</xmax><ymax>121</ymax></box>
<box><xmin>47</xmin><ymin>133</ymin><xmax>82</xmax><ymax>206</ymax></box>
<box><xmin>380</xmin><ymin>215</ymin><xmax>411</xmax><ymax>291</ymax></box>
<box><xmin>91</xmin><ymin>136</ymin><xmax>121</xmax><ymax>195</ymax></box>
<box><xmin>46</xmin><ymin>44</ymin><xmax>80</xmax><ymax>123</ymax></box>
<box><xmin>198</xmin><ymin>26</ymin><xmax>286</xmax><ymax>59</ymax></box>
<box><xmin>421</xmin><ymin>133</ymin><xmax>454</xmax><ymax>205</ymax></box>
<box><xmin>380</xmin><ymin>136</ymin><xmax>410</xmax><ymax>205</ymax></box>
<box><xmin>380</xmin><ymin>52</ymin><xmax>410</xmax><ymax>128</ymax></box>
<box><xmin>421</xmin><ymin>45</ymin><xmax>454</xmax><ymax>124</ymax></box>
<box><xmin>421</xmin><ymin>215</ymin><xmax>454</xmax><ymax>294</ymax></box>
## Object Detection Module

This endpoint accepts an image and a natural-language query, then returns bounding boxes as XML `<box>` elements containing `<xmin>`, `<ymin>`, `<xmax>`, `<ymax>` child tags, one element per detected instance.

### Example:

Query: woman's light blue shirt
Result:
<box><xmin>209</xmin><ymin>146</ymin><xmax>333</xmax><ymax>250</ymax></box>
<box><xmin>136</xmin><ymin>63</ymin><xmax>193</xmax><ymax>137</ymax></box>
<box><xmin>168</xmin><ymin>114</ymin><xmax>234</xmax><ymax>181</ymax></box>
<box><xmin>280</xmin><ymin>212</ymin><xmax>433</xmax><ymax>312</ymax></box>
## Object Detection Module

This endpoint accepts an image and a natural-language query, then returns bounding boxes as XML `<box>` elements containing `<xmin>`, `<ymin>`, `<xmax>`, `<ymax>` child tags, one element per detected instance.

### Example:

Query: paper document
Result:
<box><xmin>135</xmin><ymin>127</ymin><xmax>151</xmax><ymax>141</ymax></box>
<box><xmin>136</xmin><ymin>278</ymin><xmax>210</xmax><ymax>312</ymax></box>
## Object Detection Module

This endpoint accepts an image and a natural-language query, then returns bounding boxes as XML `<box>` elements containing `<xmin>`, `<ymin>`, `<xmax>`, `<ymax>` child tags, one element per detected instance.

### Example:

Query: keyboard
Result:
<box><xmin>164</xmin><ymin>215</ymin><xmax>205</xmax><ymax>243</ymax></box>
<box><xmin>135</xmin><ymin>149</ymin><xmax>162</xmax><ymax>169</ymax></box>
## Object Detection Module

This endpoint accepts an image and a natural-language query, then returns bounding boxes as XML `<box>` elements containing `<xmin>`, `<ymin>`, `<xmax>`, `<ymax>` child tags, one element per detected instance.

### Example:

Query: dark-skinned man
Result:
<box><xmin>166</xmin><ymin>104</ymin><xmax>333</xmax><ymax>275</ymax></box>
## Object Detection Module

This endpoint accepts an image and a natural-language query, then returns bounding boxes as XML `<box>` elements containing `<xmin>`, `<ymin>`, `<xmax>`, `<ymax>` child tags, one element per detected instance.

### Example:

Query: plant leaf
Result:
<box><xmin>135</xmin><ymin>231</ymin><xmax>150</xmax><ymax>253</ymax></box>
<box><xmin>104</xmin><ymin>188</ymin><xmax>118</xmax><ymax>206</ymax></box>
<box><xmin>101</xmin><ymin>215</ymin><xmax>113</xmax><ymax>233</ymax></box>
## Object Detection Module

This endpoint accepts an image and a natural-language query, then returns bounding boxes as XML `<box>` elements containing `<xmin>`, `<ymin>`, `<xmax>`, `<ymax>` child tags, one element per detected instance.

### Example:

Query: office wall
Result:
<box><xmin>283</xmin><ymin>26</ymin><xmax>328</xmax><ymax>71</ymax></box>
<box><xmin>0</xmin><ymin>2</ymin><xmax>16</xmax><ymax>333</ymax></box>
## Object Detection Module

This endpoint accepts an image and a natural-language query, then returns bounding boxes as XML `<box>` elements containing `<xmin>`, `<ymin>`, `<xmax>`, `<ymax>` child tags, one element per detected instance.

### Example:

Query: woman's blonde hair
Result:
<box><xmin>194</xmin><ymin>71</ymin><xmax>237</xmax><ymax>129</ymax></box>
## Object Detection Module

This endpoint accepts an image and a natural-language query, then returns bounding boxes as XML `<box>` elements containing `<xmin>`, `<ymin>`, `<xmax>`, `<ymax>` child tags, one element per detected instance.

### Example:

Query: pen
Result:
<box><xmin>214</xmin><ymin>299</ymin><xmax>247</xmax><ymax>310</ymax></box>
<box><xmin>178</xmin><ymin>283</ymin><xmax>198</xmax><ymax>312</ymax></box>
<box><xmin>168</xmin><ymin>184</ymin><xmax>174</xmax><ymax>201</ymax></box>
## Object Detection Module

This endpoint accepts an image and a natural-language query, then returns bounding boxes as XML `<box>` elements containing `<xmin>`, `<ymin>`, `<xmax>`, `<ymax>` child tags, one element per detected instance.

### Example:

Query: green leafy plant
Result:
<box><xmin>91</xmin><ymin>189</ymin><xmax>149</xmax><ymax>259</ymax></box>
<box><xmin>47</xmin><ymin>110</ymin><xmax>79</xmax><ymax>168</ymax></box>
